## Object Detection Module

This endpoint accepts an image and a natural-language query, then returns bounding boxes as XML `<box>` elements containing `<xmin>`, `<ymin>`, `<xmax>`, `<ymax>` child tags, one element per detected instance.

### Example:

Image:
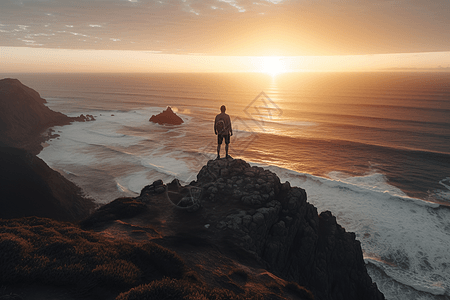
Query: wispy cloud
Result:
<box><xmin>0</xmin><ymin>0</ymin><xmax>449</xmax><ymax>55</ymax></box>
<box><xmin>217</xmin><ymin>0</ymin><xmax>246</xmax><ymax>12</ymax></box>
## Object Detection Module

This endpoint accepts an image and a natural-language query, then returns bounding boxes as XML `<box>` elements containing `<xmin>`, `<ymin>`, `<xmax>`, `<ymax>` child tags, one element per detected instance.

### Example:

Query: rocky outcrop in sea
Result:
<box><xmin>149</xmin><ymin>106</ymin><xmax>184</xmax><ymax>125</ymax></box>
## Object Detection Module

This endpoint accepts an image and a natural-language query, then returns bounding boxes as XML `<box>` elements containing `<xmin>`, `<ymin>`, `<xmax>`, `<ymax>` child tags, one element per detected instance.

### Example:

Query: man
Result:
<box><xmin>214</xmin><ymin>105</ymin><xmax>232</xmax><ymax>159</ymax></box>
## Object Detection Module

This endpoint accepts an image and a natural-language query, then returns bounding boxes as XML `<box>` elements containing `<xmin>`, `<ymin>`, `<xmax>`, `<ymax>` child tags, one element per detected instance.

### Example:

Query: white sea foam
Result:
<box><xmin>437</xmin><ymin>178</ymin><xmax>450</xmax><ymax>201</ymax></box>
<box><xmin>38</xmin><ymin>107</ymin><xmax>198</xmax><ymax>198</ymax></box>
<box><xmin>327</xmin><ymin>171</ymin><xmax>441</xmax><ymax>208</ymax></box>
<box><xmin>439</xmin><ymin>178</ymin><xmax>450</xmax><ymax>190</ymax></box>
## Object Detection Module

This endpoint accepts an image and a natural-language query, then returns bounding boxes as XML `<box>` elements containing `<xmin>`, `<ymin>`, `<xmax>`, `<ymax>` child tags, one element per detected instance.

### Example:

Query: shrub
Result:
<box><xmin>284</xmin><ymin>282</ymin><xmax>314</xmax><ymax>300</ymax></box>
<box><xmin>116</xmin><ymin>278</ymin><xmax>261</xmax><ymax>300</ymax></box>
<box><xmin>79</xmin><ymin>198</ymin><xmax>147</xmax><ymax>229</ymax></box>
<box><xmin>0</xmin><ymin>217</ymin><xmax>187</xmax><ymax>291</ymax></box>
<box><xmin>92</xmin><ymin>260</ymin><xmax>141</xmax><ymax>285</ymax></box>
<box><xmin>228</xmin><ymin>268</ymin><xmax>249</xmax><ymax>282</ymax></box>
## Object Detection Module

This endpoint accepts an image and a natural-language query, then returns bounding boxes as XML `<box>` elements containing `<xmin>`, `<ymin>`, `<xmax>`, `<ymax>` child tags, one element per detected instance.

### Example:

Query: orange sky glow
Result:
<box><xmin>1</xmin><ymin>0</ymin><xmax>449</xmax><ymax>73</ymax></box>
<box><xmin>2</xmin><ymin>47</ymin><xmax>450</xmax><ymax>73</ymax></box>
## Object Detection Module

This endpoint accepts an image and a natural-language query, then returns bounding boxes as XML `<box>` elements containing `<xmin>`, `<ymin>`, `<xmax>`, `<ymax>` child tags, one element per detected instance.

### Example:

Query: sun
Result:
<box><xmin>260</xmin><ymin>56</ymin><xmax>287</xmax><ymax>76</ymax></box>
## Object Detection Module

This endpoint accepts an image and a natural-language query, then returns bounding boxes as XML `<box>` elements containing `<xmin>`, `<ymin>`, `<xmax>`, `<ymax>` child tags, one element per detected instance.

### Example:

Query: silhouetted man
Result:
<box><xmin>214</xmin><ymin>105</ymin><xmax>232</xmax><ymax>159</ymax></box>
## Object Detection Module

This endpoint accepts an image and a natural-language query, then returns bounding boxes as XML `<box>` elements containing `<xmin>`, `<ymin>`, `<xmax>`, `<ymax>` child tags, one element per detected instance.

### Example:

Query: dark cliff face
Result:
<box><xmin>190</xmin><ymin>158</ymin><xmax>384</xmax><ymax>300</ymax></box>
<box><xmin>0</xmin><ymin>78</ymin><xmax>72</xmax><ymax>154</ymax></box>
<box><xmin>0</xmin><ymin>146</ymin><xmax>94</xmax><ymax>222</ymax></box>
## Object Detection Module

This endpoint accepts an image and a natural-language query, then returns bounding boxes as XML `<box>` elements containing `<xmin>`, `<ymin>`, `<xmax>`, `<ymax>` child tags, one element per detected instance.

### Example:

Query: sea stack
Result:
<box><xmin>149</xmin><ymin>106</ymin><xmax>184</xmax><ymax>125</ymax></box>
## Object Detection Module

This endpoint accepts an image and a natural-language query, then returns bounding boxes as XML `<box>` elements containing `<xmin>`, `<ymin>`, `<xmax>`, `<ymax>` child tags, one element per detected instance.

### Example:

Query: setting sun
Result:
<box><xmin>260</xmin><ymin>56</ymin><xmax>287</xmax><ymax>76</ymax></box>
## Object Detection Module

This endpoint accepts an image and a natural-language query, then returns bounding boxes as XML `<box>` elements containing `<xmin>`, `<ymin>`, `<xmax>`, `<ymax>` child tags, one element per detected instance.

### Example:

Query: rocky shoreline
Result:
<box><xmin>0</xmin><ymin>78</ymin><xmax>95</xmax><ymax>155</ymax></box>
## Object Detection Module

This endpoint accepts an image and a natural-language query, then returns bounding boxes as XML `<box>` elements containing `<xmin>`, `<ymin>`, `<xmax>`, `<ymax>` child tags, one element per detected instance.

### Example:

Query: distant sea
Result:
<box><xmin>3</xmin><ymin>72</ymin><xmax>450</xmax><ymax>300</ymax></box>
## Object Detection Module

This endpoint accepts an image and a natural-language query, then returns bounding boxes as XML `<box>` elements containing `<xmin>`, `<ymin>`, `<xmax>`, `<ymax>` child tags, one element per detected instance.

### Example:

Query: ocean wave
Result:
<box><xmin>257</xmin><ymin>128</ymin><xmax>450</xmax><ymax>157</ymax></box>
<box><xmin>439</xmin><ymin>177</ymin><xmax>450</xmax><ymax>190</ymax></box>
<box><xmin>365</xmin><ymin>258</ymin><xmax>447</xmax><ymax>297</ymax></box>
<box><xmin>326</xmin><ymin>171</ymin><xmax>442</xmax><ymax>208</ymax></box>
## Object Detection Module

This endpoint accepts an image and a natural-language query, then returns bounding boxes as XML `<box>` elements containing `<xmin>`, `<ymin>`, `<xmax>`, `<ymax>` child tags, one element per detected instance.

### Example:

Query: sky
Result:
<box><xmin>1</xmin><ymin>0</ymin><xmax>450</xmax><ymax>73</ymax></box>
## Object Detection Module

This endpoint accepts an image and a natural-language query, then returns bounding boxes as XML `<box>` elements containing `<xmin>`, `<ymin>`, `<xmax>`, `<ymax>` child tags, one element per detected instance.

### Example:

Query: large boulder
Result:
<box><xmin>149</xmin><ymin>106</ymin><xmax>183</xmax><ymax>125</ymax></box>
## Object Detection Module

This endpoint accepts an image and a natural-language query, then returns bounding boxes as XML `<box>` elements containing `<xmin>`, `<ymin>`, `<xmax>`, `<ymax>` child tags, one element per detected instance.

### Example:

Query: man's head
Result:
<box><xmin>220</xmin><ymin>105</ymin><xmax>226</xmax><ymax>113</ymax></box>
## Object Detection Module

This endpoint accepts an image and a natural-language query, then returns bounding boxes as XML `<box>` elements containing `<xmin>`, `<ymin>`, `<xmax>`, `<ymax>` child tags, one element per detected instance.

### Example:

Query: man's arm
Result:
<box><xmin>228</xmin><ymin>115</ymin><xmax>233</xmax><ymax>136</ymax></box>
<box><xmin>214</xmin><ymin>115</ymin><xmax>217</xmax><ymax>135</ymax></box>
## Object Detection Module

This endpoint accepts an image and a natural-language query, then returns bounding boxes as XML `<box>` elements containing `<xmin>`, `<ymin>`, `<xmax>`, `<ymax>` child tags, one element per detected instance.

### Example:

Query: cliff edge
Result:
<box><xmin>0</xmin><ymin>78</ymin><xmax>95</xmax><ymax>221</ymax></box>
<box><xmin>190</xmin><ymin>158</ymin><xmax>383</xmax><ymax>300</ymax></box>
<box><xmin>80</xmin><ymin>158</ymin><xmax>384</xmax><ymax>300</ymax></box>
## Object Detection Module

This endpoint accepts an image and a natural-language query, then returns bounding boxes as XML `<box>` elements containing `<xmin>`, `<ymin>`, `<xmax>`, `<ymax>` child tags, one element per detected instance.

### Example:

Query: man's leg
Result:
<box><xmin>225</xmin><ymin>134</ymin><xmax>230</xmax><ymax>158</ymax></box>
<box><xmin>217</xmin><ymin>134</ymin><xmax>223</xmax><ymax>159</ymax></box>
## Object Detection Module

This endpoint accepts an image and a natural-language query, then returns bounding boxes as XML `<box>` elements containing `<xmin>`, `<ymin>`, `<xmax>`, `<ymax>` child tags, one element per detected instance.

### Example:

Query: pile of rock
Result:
<box><xmin>138</xmin><ymin>179</ymin><xmax>166</xmax><ymax>201</ymax></box>
<box><xmin>195</xmin><ymin>159</ymin><xmax>283</xmax><ymax>205</ymax></box>
<box><xmin>72</xmin><ymin>114</ymin><xmax>95</xmax><ymax>122</ymax></box>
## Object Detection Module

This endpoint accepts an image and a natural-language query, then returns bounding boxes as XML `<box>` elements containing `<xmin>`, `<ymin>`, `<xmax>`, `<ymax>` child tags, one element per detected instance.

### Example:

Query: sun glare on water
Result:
<box><xmin>260</xmin><ymin>56</ymin><xmax>287</xmax><ymax>76</ymax></box>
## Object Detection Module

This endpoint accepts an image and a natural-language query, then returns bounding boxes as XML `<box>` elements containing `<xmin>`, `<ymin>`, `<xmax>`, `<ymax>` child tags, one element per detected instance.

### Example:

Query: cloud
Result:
<box><xmin>0</xmin><ymin>0</ymin><xmax>449</xmax><ymax>55</ymax></box>
<box><xmin>217</xmin><ymin>0</ymin><xmax>246</xmax><ymax>12</ymax></box>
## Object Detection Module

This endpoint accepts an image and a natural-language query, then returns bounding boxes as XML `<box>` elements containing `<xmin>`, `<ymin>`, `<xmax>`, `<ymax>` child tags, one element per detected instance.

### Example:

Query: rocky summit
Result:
<box><xmin>80</xmin><ymin>157</ymin><xmax>385</xmax><ymax>300</ymax></box>
<box><xmin>188</xmin><ymin>158</ymin><xmax>384</xmax><ymax>300</ymax></box>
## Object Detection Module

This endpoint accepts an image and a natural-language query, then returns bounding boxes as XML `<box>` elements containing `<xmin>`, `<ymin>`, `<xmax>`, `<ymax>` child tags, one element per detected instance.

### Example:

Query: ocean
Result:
<box><xmin>4</xmin><ymin>72</ymin><xmax>450</xmax><ymax>300</ymax></box>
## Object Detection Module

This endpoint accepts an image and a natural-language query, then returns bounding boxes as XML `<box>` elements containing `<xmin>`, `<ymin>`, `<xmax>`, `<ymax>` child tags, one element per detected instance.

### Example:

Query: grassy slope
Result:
<box><xmin>0</xmin><ymin>216</ymin><xmax>313</xmax><ymax>300</ymax></box>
